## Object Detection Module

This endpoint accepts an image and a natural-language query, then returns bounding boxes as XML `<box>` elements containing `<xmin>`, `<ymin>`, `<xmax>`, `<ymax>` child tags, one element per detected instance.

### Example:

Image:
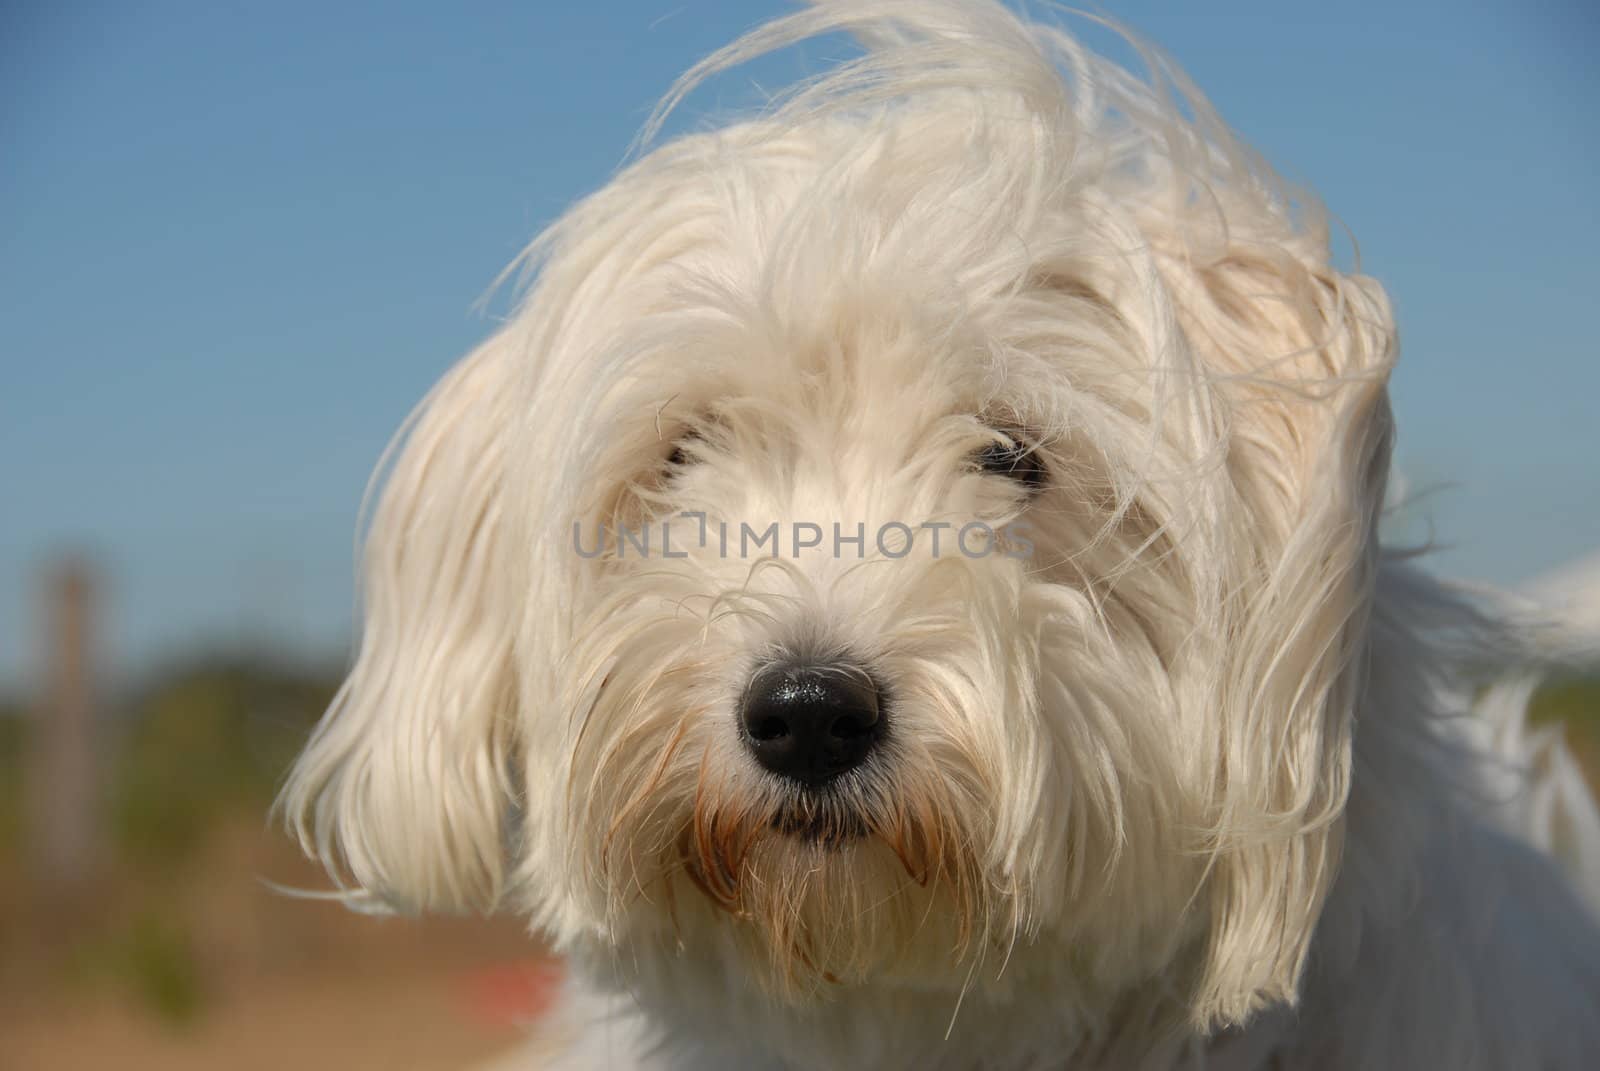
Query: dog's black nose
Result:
<box><xmin>739</xmin><ymin>662</ymin><xmax>883</xmax><ymax>786</ymax></box>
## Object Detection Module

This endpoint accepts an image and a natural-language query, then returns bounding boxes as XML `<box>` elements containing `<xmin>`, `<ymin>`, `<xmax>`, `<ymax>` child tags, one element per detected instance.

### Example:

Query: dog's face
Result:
<box><xmin>542</xmin><ymin>270</ymin><xmax>1175</xmax><ymax>1000</ymax></box>
<box><xmin>284</xmin><ymin>1</ymin><xmax>1398</xmax><ymax>1032</ymax></box>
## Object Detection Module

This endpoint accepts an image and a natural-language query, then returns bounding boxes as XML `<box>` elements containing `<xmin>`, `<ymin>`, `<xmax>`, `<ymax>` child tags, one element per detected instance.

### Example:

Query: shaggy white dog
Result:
<box><xmin>281</xmin><ymin>3</ymin><xmax>1600</xmax><ymax>1067</ymax></box>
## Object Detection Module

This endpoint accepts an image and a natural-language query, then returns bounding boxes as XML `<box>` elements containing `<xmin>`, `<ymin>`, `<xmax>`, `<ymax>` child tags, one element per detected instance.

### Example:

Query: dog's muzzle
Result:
<box><xmin>739</xmin><ymin>660</ymin><xmax>884</xmax><ymax>787</ymax></box>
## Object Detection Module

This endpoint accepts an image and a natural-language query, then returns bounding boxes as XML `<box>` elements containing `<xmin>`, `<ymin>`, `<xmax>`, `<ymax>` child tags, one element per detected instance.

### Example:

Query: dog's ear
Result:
<box><xmin>1163</xmin><ymin>246</ymin><xmax>1397</xmax><ymax>1026</ymax></box>
<box><xmin>279</xmin><ymin>336</ymin><xmax>521</xmax><ymax>914</ymax></box>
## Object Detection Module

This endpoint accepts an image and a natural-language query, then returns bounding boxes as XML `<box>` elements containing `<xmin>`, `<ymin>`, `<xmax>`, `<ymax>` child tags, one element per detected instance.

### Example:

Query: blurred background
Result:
<box><xmin>2</xmin><ymin>2</ymin><xmax>1597</xmax><ymax>1068</ymax></box>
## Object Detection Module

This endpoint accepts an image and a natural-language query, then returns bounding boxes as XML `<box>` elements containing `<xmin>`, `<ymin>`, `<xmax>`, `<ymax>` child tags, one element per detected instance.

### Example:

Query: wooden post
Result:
<box><xmin>29</xmin><ymin>556</ymin><xmax>101</xmax><ymax>893</ymax></box>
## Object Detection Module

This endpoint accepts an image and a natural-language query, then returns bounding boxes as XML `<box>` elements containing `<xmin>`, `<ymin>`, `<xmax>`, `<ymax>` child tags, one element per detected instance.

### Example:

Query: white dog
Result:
<box><xmin>281</xmin><ymin>3</ymin><xmax>1600</xmax><ymax>1067</ymax></box>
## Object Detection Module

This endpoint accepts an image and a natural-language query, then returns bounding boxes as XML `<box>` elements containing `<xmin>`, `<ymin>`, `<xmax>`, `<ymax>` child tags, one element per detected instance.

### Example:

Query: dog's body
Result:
<box><xmin>282</xmin><ymin>3</ymin><xmax>1600</xmax><ymax>1067</ymax></box>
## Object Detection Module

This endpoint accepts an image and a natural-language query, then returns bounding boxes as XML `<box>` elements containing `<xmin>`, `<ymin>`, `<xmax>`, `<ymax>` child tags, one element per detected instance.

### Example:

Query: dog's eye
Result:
<box><xmin>664</xmin><ymin>428</ymin><xmax>701</xmax><ymax>471</ymax></box>
<box><xmin>976</xmin><ymin>433</ymin><xmax>1046</xmax><ymax>491</ymax></box>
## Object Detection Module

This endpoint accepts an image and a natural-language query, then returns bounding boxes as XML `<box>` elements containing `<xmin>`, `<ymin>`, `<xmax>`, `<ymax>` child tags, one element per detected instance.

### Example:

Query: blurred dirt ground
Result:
<box><xmin>5</xmin><ymin>961</ymin><xmax>528</xmax><ymax>1071</ymax></box>
<box><xmin>0</xmin><ymin>815</ymin><xmax>554</xmax><ymax>1071</ymax></box>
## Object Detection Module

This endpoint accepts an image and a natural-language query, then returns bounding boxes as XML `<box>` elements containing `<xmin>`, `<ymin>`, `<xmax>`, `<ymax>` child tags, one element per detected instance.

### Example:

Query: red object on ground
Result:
<box><xmin>459</xmin><ymin>960</ymin><xmax>564</xmax><ymax>1028</ymax></box>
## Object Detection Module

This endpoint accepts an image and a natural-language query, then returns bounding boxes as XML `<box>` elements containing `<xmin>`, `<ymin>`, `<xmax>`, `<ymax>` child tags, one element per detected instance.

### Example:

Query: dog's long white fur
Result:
<box><xmin>279</xmin><ymin>3</ymin><xmax>1600</xmax><ymax>1067</ymax></box>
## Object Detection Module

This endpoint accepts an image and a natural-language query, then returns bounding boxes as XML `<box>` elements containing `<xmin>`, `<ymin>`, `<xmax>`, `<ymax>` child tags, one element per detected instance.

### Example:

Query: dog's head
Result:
<box><xmin>282</xmin><ymin>0</ymin><xmax>1395</xmax><ymax>1031</ymax></box>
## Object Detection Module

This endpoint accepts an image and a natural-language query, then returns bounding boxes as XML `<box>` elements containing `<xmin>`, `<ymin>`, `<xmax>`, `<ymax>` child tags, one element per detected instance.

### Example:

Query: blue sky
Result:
<box><xmin>2</xmin><ymin>1</ymin><xmax>1597</xmax><ymax>691</ymax></box>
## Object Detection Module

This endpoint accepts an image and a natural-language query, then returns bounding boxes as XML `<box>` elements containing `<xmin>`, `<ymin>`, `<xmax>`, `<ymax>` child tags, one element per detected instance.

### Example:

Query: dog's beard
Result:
<box><xmin>677</xmin><ymin>758</ymin><xmax>993</xmax><ymax>996</ymax></box>
<box><xmin>569</xmin><ymin>603</ymin><xmax>1012</xmax><ymax>1000</ymax></box>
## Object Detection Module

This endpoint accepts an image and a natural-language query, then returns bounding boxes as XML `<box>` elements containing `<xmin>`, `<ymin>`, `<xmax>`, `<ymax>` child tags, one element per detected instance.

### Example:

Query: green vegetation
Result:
<box><xmin>1530</xmin><ymin>673</ymin><xmax>1600</xmax><ymax>724</ymax></box>
<box><xmin>0</xmin><ymin>704</ymin><xmax>24</xmax><ymax>861</ymax></box>
<box><xmin>1531</xmin><ymin>673</ymin><xmax>1600</xmax><ymax>786</ymax></box>
<box><xmin>109</xmin><ymin>659</ymin><xmax>335</xmax><ymax>870</ymax></box>
<box><xmin>0</xmin><ymin>658</ymin><xmax>337</xmax><ymax>1025</ymax></box>
<box><xmin>1</xmin><ymin>658</ymin><xmax>338</xmax><ymax>876</ymax></box>
<box><xmin>72</xmin><ymin>909</ymin><xmax>205</xmax><ymax>1025</ymax></box>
